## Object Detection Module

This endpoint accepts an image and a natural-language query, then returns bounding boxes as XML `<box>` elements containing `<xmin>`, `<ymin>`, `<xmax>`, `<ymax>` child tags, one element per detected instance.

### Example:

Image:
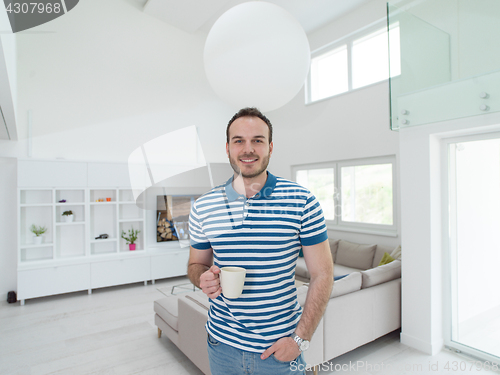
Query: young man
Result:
<box><xmin>188</xmin><ymin>108</ymin><xmax>333</xmax><ymax>375</ymax></box>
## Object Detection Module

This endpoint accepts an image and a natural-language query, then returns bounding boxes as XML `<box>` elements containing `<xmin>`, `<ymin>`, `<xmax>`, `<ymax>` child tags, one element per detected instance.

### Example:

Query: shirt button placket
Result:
<box><xmin>244</xmin><ymin>200</ymin><xmax>250</xmax><ymax>221</ymax></box>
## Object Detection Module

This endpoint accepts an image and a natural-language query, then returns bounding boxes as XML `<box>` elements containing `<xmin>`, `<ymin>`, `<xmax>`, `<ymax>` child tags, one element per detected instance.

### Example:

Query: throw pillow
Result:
<box><xmin>329</xmin><ymin>239</ymin><xmax>340</xmax><ymax>262</ymax></box>
<box><xmin>335</xmin><ymin>240</ymin><xmax>377</xmax><ymax>270</ymax></box>
<box><xmin>390</xmin><ymin>245</ymin><xmax>401</xmax><ymax>260</ymax></box>
<box><xmin>334</xmin><ymin>274</ymin><xmax>348</xmax><ymax>281</ymax></box>
<box><xmin>378</xmin><ymin>252</ymin><xmax>395</xmax><ymax>266</ymax></box>
<box><xmin>300</xmin><ymin>238</ymin><xmax>339</xmax><ymax>259</ymax></box>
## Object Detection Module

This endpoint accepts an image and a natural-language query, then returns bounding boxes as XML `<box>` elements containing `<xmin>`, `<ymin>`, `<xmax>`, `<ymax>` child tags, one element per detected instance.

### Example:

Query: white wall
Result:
<box><xmin>0</xmin><ymin>157</ymin><xmax>17</xmax><ymax>301</ymax></box>
<box><xmin>399</xmin><ymin>110</ymin><xmax>500</xmax><ymax>355</ymax></box>
<box><xmin>0</xmin><ymin>0</ymin><xmax>233</xmax><ymax>162</ymax></box>
<box><xmin>269</xmin><ymin>0</ymin><xmax>400</xmax><ymax>248</ymax></box>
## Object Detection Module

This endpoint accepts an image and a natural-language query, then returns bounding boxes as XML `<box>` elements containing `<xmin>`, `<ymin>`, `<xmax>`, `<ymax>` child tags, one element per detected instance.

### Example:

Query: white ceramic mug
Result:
<box><xmin>220</xmin><ymin>266</ymin><xmax>246</xmax><ymax>298</ymax></box>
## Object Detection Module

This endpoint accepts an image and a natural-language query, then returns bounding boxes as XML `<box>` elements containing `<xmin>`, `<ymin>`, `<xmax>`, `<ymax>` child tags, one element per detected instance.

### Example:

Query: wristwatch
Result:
<box><xmin>291</xmin><ymin>332</ymin><xmax>310</xmax><ymax>352</ymax></box>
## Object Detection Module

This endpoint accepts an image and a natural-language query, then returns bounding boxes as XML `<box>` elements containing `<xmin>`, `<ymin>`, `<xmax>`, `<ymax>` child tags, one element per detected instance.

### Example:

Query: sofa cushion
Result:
<box><xmin>329</xmin><ymin>239</ymin><xmax>340</xmax><ymax>262</ymax></box>
<box><xmin>336</xmin><ymin>240</ymin><xmax>376</xmax><ymax>270</ymax></box>
<box><xmin>154</xmin><ymin>296</ymin><xmax>179</xmax><ymax>332</ymax></box>
<box><xmin>330</xmin><ymin>272</ymin><xmax>362</xmax><ymax>298</ymax></box>
<box><xmin>334</xmin><ymin>264</ymin><xmax>363</xmax><ymax>277</ymax></box>
<box><xmin>361</xmin><ymin>259</ymin><xmax>401</xmax><ymax>288</ymax></box>
<box><xmin>372</xmin><ymin>244</ymin><xmax>394</xmax><ymax>268</ymax></box>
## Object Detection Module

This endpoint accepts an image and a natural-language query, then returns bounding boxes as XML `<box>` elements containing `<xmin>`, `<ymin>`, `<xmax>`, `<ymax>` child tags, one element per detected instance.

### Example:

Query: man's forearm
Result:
<box><xmin>295</xmin><ymin>272</ymin><xmax>333</xmax><ymax>340</ymax></box>
<box><xmin>188</xmin><ymin>263</ymin><xmax>210</xmax><ymax>288</ymax></box>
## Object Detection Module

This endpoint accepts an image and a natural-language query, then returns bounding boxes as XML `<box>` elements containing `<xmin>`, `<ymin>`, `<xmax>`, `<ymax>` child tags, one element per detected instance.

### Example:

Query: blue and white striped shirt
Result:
<box><xmin>189</xmin><ymin>172</ymin><xmax>328</xmax><ymax>353</ymax></box>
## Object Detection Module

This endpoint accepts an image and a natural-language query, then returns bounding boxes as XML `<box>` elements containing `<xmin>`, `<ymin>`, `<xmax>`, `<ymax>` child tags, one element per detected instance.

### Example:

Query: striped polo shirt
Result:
<box><xmin>188</xmin><ymin>171</ymin><xmax>328</xmax><ymax>353</ymax></box>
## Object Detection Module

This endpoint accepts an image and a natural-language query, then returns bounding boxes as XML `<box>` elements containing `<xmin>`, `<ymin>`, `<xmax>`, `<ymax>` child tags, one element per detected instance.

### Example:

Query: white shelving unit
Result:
<box><xmin>15</xmin><ymin>160</ymin><xmax>207</xmax><ymax>305</ymax></box>
<box><xmin>17</xmin><ymin>185</ymin><xmax>191</xmax><ymax>304</ymax></box>
<box><xmin>18</xmin><ymin>188</ymin><xmax>55</xmax><ymax>263</ymax></box>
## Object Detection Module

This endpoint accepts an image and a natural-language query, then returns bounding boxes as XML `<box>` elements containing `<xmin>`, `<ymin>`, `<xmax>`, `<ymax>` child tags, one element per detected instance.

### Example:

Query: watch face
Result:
<box><xmin>300</xmin><ymin>340</ymin><xmax>310</xmax><ymax>351</ymax></box>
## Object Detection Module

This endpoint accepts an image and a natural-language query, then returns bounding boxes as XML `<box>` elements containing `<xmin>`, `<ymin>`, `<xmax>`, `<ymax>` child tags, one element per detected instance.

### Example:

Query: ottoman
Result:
<box><xmin>155</xmin><ymin>291</ymin><xmax>211</xmax><ymax>375</ymax></box>
<box><xmin>154</xmin><ymin>294</ymin><xmax>181</xmax><ymax>347</ymax></box>
<box><xmin>154</xmin><ymin>287</ymin><xmax>321</xmax><ymax>375</ymax></box>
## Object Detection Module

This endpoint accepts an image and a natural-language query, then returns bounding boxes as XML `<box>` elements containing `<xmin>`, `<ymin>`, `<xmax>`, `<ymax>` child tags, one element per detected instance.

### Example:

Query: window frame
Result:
<box><xmin>305</xmin><ymin>18</ymin><xmax>399</xmax><ymax>105</ymax></box>
<box><xmin>291</xmin><ymin>156</ymin><xmax>398</xmax><ymax>237</ymax></box>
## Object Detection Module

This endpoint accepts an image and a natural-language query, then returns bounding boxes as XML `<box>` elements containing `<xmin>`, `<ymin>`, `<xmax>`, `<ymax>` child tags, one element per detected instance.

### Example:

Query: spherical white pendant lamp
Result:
<box><xmin>204</xmin><ymin>1</ymin><xmax>311</xmax><ymax>112</ymax></box>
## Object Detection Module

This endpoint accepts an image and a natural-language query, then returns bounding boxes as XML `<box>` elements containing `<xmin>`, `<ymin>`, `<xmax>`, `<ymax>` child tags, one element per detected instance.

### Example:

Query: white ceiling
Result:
<box><xmin>142</xmin><ymin>0</ymin><xmax>373</xmax><ymax>34</ymax></box>
<box><xmin>0</xmin><ymin>0</ymin><xmax>375</xmax><ymax>141</ymax></box>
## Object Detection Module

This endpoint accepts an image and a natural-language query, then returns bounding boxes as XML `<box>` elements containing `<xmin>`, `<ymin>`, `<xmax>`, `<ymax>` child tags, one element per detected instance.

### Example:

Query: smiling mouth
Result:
<box><xmin>240</xmin><ymin>158</ymin><xmax>258</xmax><ymax>164</ymax></box>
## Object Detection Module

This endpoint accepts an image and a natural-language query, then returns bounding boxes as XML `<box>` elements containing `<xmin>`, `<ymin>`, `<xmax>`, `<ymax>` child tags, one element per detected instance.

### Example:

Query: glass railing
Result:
<box><xmin>388</xmin><ymin>0</ymin><xmax>500</xmax><ymax>130</ymax></box>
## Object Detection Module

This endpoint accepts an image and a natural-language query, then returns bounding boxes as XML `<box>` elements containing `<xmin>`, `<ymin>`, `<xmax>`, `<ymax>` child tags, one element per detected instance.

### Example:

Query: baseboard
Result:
<box><xmin>400</xmin><ymin>332</ymin><xmax>444</xmax><ymax>355</ymax></box>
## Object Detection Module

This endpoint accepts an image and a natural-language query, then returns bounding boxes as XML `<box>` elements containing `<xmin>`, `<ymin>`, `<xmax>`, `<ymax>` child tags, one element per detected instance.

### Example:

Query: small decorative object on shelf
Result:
<box><xmin>121</xmin><ymin>228</ymin><xmax>140</xmax><ymax>251</ymax></box>
<box><xmin>58</xmin><ymin>199</ymin><xmax>66</xmax><ymax>203</ymax></box>
<box><xmin>62</xmin><ymin>210</ymin><xmax>74</xmax><ymax>223</ymax></box>
<box><xmin>95</xmin><ymin>234</ymin><xmax>109</xmax><ymax>240</ymax></box>
<box><xmin>30</xmin><ymin>224</ymin><xmax>47</xmax><ymax>245</ymax></box>
<box><xmin>106</xmin><ymin>197</ymin><xmax>111</xmax><ymax>202</ymax></box>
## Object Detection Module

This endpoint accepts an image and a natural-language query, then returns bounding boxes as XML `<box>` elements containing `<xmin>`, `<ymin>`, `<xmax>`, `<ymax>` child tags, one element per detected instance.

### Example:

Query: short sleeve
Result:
<box><xmin>189</xmin><ymin>201</ymin><xmax>211</xmax><ymax>250</ymax></box>
<box><xmin>299</xmin><ymin>192</ymin><xmax>328</xmax><ymax>246</ymax></box>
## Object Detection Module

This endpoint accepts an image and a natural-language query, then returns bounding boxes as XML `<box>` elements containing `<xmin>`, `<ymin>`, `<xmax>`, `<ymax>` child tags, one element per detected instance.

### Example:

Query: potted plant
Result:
<box><xmin>30</xmin><ymin>224</ymin><xmax>47</xmax><ymax>245</ymax></box>
<box><xmin>121</xmin><ymin>228</ymin><xmax>140</xmax><ymax>250</ymax></box>
<box><xmin>62</xmin><ymin>210</ymin><xmax>74</xmax><ymax>223</ymax></box>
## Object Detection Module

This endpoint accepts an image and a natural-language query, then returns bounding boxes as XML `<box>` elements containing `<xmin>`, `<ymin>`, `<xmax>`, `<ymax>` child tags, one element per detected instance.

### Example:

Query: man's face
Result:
<box><xmin>226</xmin><ymin>116</ymin><xmax>273</xmax><ymax>179</ymax></box>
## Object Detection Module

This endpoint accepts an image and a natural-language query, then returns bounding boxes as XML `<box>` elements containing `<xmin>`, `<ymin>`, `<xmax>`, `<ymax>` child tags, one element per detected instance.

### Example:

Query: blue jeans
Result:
<box><xmin>207</xmin><ymin>333</ymin><xmax>307</xmax><ymax>375</ymax></box>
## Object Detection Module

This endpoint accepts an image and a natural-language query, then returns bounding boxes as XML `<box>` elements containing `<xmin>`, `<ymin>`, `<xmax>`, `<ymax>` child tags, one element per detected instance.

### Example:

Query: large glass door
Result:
<box><xmin>446</xmin><ymin>134</ymin><xmax>500</xmax><ymax>363</ymax></box>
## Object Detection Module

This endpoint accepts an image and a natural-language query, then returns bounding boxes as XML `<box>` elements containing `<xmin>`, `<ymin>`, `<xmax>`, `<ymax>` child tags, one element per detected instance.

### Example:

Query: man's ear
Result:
<box><xmin>269</xmin><ymin>141</ymin><xmax>273</xmax><ymax>156</ymax></box>
<box><xmin>226</xmin><ymin>142</ymin><xmax>229</xmax><ymax>157</ymax></box>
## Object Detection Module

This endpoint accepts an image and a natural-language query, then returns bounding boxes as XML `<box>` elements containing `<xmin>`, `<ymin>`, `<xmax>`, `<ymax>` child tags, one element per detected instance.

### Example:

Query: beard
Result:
<box><xmin>228</xmin><ymin>150</ymin><xmax>271</xmax><ymax>179</ymax></box>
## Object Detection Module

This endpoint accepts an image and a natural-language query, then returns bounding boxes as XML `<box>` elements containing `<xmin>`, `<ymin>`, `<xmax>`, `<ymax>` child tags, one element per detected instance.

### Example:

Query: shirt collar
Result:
<box><xmin>224</xmin><ymin>171</ymin><xmax>277</xmax><ymax>202</ymax></box>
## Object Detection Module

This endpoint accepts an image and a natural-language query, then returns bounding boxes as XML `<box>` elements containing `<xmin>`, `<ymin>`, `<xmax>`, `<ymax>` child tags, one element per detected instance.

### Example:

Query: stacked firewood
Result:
<box><xmin>157</xmin><ymin>218</ymin><xmax>178</xmax><ymax>242</ymax></box>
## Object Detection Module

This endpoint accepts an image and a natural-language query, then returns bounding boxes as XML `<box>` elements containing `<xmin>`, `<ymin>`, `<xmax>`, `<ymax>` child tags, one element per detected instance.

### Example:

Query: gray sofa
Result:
<box><xmin>296</xmin><ymin>239</ymin><xmax>402</xmax><ymax>365</ymax></box>
<box><xmin>154</xmin><ymin>238</ymin><xmax>401</xmax><ymax>374</ymax></box>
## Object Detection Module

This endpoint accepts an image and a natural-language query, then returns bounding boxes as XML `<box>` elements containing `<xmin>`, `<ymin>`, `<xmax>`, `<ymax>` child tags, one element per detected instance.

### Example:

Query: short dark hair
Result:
<box><xmin>226</xmin><ymin>107</ymin><xmax>273</xmax><ymax>143</ymax></box>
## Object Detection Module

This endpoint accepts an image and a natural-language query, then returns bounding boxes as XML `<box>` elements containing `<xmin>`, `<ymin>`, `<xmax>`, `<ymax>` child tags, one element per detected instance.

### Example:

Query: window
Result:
<box><xmin>296</xmin><ymin>168</ymin><xmax>335</xmax><ymax>221</ymax></box>
<box><xmin>310</xmin><ymin>46</ymin><xmax>348</xmax><ymax>102</ymax></box>
<box><xmin>341</xmin><ymin>164</ymin><xmax>393</xmax><ymax>225</ymax></box>
<box><xmin>307</xmin><ymin>22</ymin><xmax>401</xmax><ymax>104</ymax></box>
<box><xmin>292</xmin><ymin>157</ymin><xmax>397</xmax><ymax>236</ymax></box>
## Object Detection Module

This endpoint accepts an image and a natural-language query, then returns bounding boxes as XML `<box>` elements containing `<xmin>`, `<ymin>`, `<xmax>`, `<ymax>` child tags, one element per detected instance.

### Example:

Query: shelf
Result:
<box><xmin>20</xmin><ymin>189</ymin><xmax>53</xmax><ymax>205</ymax></box>
<box><xmin>20</xmin><ymin>245</ymin><xmax>54</xmax><ymax>263</ymax></box>
<box><xmin>55</xmin><ymin>221</ymin><xmax>85</xmax><ymax>226</ymax></box>
<box><xmin>119</xmin><ymin>218</ymin><xmax>144</xmax><ymax>223</ymax></box>
<box><xmin>56</xmin><ymin>189</ymin><xmax>85</xmax><ymax>204</ymax></box>
<box><xmin>90</xmin><ymin>238</ymin><xmax>117</xmax><ymax>244</ymax></box>
<box><xmin>90</xmin><ymin>189</ymin><xmax>117</xmax><ymax>203</ymax></box>
<box><xmin>20</xmin><ymin>203</ymin><xmax>53</xmax><ymax>207</ymax></box>
<box><xmin>90</xmin><ymin>201</ymin><xmax>116</xmax><ymax>205</ymax></box>
<box><xmin>20</xmin><ymin>243</ymin><xmax>54</xmax><ymax>249</ymax></box>
<box><xmin>55</xmin><ymin>202</ymin><xmax>85</xmax><ymax>206</ymax></box>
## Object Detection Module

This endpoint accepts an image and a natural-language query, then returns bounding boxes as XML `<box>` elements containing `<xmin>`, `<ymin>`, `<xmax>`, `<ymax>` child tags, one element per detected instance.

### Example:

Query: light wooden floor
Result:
<box><xmin>1</xmin><ymin>277</ymin><xmax>499</xmax><ymax>375</ymax></box>
<box><xmin>0</xmin><ymin>276</ymin><xmax>204</xmax><ymax>375</ymax></box>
